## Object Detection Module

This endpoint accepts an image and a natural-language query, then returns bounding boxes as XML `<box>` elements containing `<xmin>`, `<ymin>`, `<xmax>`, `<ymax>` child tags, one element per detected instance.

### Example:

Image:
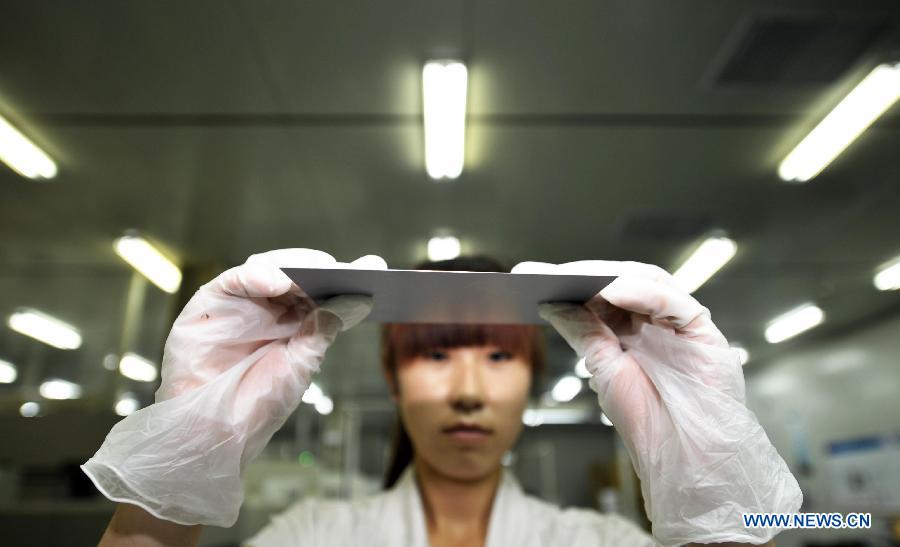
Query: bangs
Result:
<box><xmin>381</xmin><ymin>323</ymin><xmax>545</xmax><ymax>374</ymax></box>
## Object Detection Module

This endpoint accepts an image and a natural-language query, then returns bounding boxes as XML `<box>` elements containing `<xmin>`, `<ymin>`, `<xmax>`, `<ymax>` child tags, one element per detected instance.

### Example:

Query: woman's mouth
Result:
<box><xmin>443</xmin><ymin>423</ymin><xmax>493</xmax><ymax>444</ymax></box>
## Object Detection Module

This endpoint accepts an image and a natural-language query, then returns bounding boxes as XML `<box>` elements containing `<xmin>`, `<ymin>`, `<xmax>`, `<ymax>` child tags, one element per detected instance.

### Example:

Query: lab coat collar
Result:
<box><xmin>392</xmin><ymin>465</ymin><xmax>525</xmax><ymax>547</ymax></box>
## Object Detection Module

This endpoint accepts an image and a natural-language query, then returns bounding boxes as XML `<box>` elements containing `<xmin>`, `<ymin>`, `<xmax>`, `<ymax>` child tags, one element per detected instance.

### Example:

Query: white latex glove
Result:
<box><xmin>82</xmin><ymin>249</ymin><xmax>386</xmax><ymax>527</ymax></box>
<box><xmin>512</xmin><ymin>260</ymin><xmax>802</xmax><ymax>546</ymax></box>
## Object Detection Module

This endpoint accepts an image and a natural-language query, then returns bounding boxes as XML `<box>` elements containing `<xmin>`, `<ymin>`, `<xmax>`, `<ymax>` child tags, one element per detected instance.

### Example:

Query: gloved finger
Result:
<box><xmin>270</xmin><ymin>253</ymin><xmax>386</xmax><ymax>306</ymax></box>
<box><xmin>212</xmin><ymin>262</ymin><xmax>295</xmax><ymax>298</ymax></box>
<box><xmin>250</xmin><ymin>248</ymin><xmax>338</xmax><ymax>296</ymax></box>
<box><xmin>598</xmin><ymin>276</ymin><xmax>728</xmax><ymax>346</ymax></box>
<box><xmin>556</xmin><ymin>260</ymin><xmax>678</xmax><ymax>288</ymax></box>
<box><xmin>345</xmin><ymin>254</ymin><xmax>389</xmax><ymax>270</ymax></box>
<box><xmin>211</xmin><ymin>249</ymin><xmax>337</xmax><ymax>298</ymax></box>
<box><xmin>315</xmin><ymin>294</ymin><xmax>375</xmax><ymax>331</ymax></box>
<box><xmin>233</xmin><ymin>297</ymin><xmax>374</xmax><ymax>425</ymax></box>
<box><xmin>514</xmin><ymin>260</ymin><xmax>650</xmax><ymax>326</ymax></box>
<box><xmin>516</xmin><ymin>260</ymin><xmax>720</xmax><ymax>341</ymax></box>
<box><xmin>512</xmin><ymin>260</ymin><xmax>679</xmax><ymax>292</ymax></box>
<box><xmin>277</xmin><ymin>295</ymin><xmax>374</xmax><ymax>382</ymax></box>
<box><xmin>538</xmin><ymin>303</ymin><xmax>623</xmax><ymax>367</ymax></box>
<box><xmin>247</xmin><ymin>248</ymin><xmax>337</xmax><ymax>268</ymax></box>
<box><xmin>510</xmin><ymin>261</ymin><xmax>559</xmax><ymax>275</ymax></box>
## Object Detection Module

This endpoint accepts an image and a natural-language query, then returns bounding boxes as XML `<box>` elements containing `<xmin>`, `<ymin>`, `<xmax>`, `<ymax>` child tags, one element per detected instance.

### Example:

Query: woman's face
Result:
<box><xmin>393</xmin><ymin>345</ymin><xmax>532</xmax><ymax>481</ymax></box>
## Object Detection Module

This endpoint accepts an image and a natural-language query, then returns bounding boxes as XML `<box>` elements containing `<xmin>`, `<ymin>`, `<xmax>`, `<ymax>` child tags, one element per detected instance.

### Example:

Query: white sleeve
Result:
<box><xmin>551</xmin><ymin>508</ymin><xmax>660</xmax><ymax>546</ymax></box>
<box><xmin>244</xmin><ymin>499</ymin><xmax>316</xmax><ymax>547</ymax></box>
<box><xmin>244</xmin><ymin>497</ymin><xmax>361</xmax><ymax>547</ymax></box>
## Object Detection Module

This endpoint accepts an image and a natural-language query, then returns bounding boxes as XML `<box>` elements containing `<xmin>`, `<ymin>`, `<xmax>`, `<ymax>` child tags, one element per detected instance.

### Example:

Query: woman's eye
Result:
<box><xmin>488</xmin><ymin>351</ymin><xmax>513</xmax><ymax>362</ymax></box>
<box><xmin>424</xmin><ymin>350</ymin><xmax>449</xmax><ymax>361</ymax></box>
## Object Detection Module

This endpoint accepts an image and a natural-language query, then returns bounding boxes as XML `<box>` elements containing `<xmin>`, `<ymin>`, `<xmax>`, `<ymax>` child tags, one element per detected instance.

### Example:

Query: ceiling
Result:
<box><xmin>1</xmin><ymin>0</ymin><xmax>899</xmax><ymax>408</ymax></box>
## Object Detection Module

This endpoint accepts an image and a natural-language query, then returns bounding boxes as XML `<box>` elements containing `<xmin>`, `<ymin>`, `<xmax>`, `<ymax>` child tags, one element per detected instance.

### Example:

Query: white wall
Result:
<box><xmin>746</xmin><ymin>312</ymin><xmax>900</xmax><ymax>546</ymax></box>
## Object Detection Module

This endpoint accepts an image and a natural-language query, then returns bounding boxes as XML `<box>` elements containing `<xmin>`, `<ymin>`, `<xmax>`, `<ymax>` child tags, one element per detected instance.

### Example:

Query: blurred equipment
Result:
<box><xmin>826</xmin><ymin>435</ymin><xmax>900</xmax><ymax>513</ymax></box>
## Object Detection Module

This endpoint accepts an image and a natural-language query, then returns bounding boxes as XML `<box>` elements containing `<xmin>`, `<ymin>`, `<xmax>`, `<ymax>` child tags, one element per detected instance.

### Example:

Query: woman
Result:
<box><xmin>85</xmin><ymin>249</ymin><xmax>800</xmax><ymax>546</ymax></box>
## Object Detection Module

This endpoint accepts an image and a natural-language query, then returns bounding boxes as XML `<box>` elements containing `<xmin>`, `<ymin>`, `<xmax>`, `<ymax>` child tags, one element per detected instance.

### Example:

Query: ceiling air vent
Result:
<box><xmin>617</xmin><ymin>212</ymin><xmax>713</xmax><ymax>242</ymax></box>
<box><xmin>716</xmin><ymin>17</ymin><xmax>889</xmax><ymax>85</ymax></box>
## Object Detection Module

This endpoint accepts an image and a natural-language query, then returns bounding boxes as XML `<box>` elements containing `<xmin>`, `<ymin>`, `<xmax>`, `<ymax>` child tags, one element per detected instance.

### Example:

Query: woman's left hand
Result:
<box><xmin>512</xmin><ymin>260</ymin><xmax>802</xmax><ymax>547</ymax></box>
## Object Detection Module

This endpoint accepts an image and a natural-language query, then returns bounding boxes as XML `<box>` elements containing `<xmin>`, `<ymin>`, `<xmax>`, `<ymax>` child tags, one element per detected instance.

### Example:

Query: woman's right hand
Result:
<box><xmin>83</xmin><ymin>248</ymin><xmax>386</xmax><ymax>527</ymax></box>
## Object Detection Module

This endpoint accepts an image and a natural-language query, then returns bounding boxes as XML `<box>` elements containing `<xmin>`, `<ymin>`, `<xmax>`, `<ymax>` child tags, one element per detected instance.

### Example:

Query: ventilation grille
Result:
<box><xmin>617</xmin><ymin>212</ymin><xmax>713</xmax><ymax>242</ymax></box>
<box><xmin>716</xmin><ymin>17</ymin><xmax>889</xmax><ymax>85</ymax></box>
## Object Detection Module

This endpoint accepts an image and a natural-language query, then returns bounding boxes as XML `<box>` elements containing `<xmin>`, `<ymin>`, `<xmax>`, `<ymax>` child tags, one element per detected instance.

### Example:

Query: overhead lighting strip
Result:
<box><xmin>779</xmin><ymin>62</ymin><xmax>900</xmax><ymax>182</ymax></box>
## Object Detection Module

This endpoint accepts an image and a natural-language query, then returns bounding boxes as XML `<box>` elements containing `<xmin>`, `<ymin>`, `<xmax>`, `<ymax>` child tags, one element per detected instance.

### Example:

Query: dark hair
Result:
<box><xmin>381</xmin><ymin>255</ymin><xmax>545</xmax><ymax>488</ymax></box>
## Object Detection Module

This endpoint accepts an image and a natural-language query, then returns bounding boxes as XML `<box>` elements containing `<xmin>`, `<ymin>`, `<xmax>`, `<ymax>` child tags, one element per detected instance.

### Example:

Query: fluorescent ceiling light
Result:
<box><xmin>315</xmin><ymin>395</ymin><xmax>333</xmax><ymax>415</ymax></box>
<box><xmin>764</xmin><ymin>303</ymin><xmax>824</xmax><ymax>344</ymax></box>
<box><xmin>39</xmin><ymin>378</ymin><xmax>82</xmax><ymax>400</ymax></box>
<box><xmin>874</xmin><ymin>256</ymin><xmax>900</xmax><ymax>291</ymax></box>
<box><xmin>119</xmin><ymin>352</ymin><xmax>158</xmax><ymax>382</ymax></box>
<box><xmin>550</xmin><ymin>375</ymin><xmax>582</xmax><ymax>402</ymax></box>
<box><xmin>427</xmin><ymin>235</ymin><xmax>461</xmax><ymax>261</ymax></box>
<box><xmin>0</xmin><ymin>359</ymin><xmax>17</xmax><ymax>383</ymax></box>
<box><xmin>7</xmin><ymin>308</ymin><xmax>82</xmax><ymax>350</ymax></box>
<box><xmin>0</xmin><ymin>114</ymin><xmax>57</xmax><ymax>179</ymax></box>
<box><xmin>103</xmin><ymin>353</ymin><xmax>119</xmax><ymax>371</ymax></box>
<box><xmin>114</xmin><ymin>235</ymin><xmax>182</xmax><ymax>294</ymax></box>
<box><xmin>423</xmin><ymin>60</ymin><xmax>467</xmax><ymax>180</ymax></box>
<box><xmin>523</xmin><ymin>407</ymin><xmax>590</xmax><ymax>426</ymax></box>
<box><xmin>574</xmin><ymin>357</ymin><xmax>591</xmax><ymax>379</ymax></box>
<box><xmin>779</xmin><ymin>62</ymin><xmax>900</xmax><ymax>182</ymax></box>
<box><xmin>672</xmin><ymin>236</ymin><xmax>737</xmax><ymax>294</ymax></box>
<box><xmin>302</xmin><ymin>382</ymin><xmax>323</xmax><ymax>405</ymax></box>
<box><xmin>115</xmin><ymin>394</ymin><xmax>140</xmax><ymax>417</ymax></box>
<box><xmin>522</xmin><ymin>408</ymin><xmax>543</xmax><ymax>427</ymax></box>
<box><xmin>19</xmin><ymin>401</ymin><xmax>41</xmax><ymax>418</ymax></box>
<box><xmin>730</xmin><ymin>344</ymin><xmax>750</xmax><ymax>366</ymax></box>
<box><xmin>600</xmin><ymin>412</ymin><xmax>613</xmax><ymax>427</ymax></box>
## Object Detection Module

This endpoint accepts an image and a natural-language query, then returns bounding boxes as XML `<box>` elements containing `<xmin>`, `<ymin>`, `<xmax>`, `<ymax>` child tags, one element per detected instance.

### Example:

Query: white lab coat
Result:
<box><xmin>246</xmin><ymin>466</ymin><xmax>657</xmax><ymax>546</ymax></box>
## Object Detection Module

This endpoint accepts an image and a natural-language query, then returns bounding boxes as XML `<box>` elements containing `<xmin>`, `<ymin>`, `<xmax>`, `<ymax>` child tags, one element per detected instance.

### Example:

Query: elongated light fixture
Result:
<box><xmin>0</xmin><ymin>359</ymin><xmax>17</xmax><ymax>383</ymax></box>
<box><xmin>574</xmin><ymin>357</ymin><xmax>591</xmax><ymax>379</ymax></box>
<box><xmin>423</xmin><ymin>60</ymin><xmax>467</xmax><ymax>180</ymax></box>
<box><xmin>114</xmin><ymin>235</ymin><xmax>182</xmax><ymax>293</ymax></box>
<box><xmin>302</xmin><ymin>381</ymin><xmax>323</xmax><ymax>405</ymax></box>
<box><xmin>427</xmin><ymin>235</ymin><xmax>460</xmax><ymax>261</ymax></box>
<box><xmin>874</xmin><ymin>256</ymin><xmax>900</xmax><ymax>291</ymax></box>
<box><xmin>730</xmin><ymin>344</ymin><xmax>750</xmax><ymax>366</ymax></box>
<box><xmin>40</xmin><ymin>378</ymin><xmax>82</xmax><ymax>400</ymax></box>
<box><xmin>779</xmin><ymin>62</ymin><xmax>900</xmax><ymax>182</ymax></box>
<box><xmin>315</xmin><ymin>396</ymin><xmax>334</xmax><ymax>415</ymax></box>
<box><xmin>523</xmin><ymin>407</ymin><xmax>591</xmax><ymax>426</ymax></box>
<box><xmin>119</xmin><ymin>352</ymin><xmax>158</xmax><ymax>382</ymax></box>
<box><xmin>0</xmin><ymin>114</ymin><xmax>57</xmax><ymax>179</ymax></box>
<box><xmin>764</xmin><ymin>303</ymin><xmax>824</xmax><ymax>343</ymax></box>
<box><xmin>8</xmin><ymin>308</ymin><xmax>82</xmax><ymax>350</ymax></box>
<box><xmin>672</xmin><ymin>236</ymin><xmax>738</xmax><ymax>294</ymax></box>
<box><xmin>550</xmin><ymin>375</ymin><xmax>582</xmax><ymax>402</ymax></box>
<box><xmin>20</xmin><ymin>401</ymin><xmax>41</xmax><ymax>418</ymax></box>
<box><xmin>115</xmin><ymin>393</ymin><xmax>140</xmax><ymax>416</ymax></box>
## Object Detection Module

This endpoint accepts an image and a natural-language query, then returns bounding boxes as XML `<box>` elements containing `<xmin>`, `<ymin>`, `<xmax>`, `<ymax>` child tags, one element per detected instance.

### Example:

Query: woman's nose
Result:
<box><xmin>449</xmin><ymin>358</ymin><xmax>485</xmax><ymax>414</ymax></box>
